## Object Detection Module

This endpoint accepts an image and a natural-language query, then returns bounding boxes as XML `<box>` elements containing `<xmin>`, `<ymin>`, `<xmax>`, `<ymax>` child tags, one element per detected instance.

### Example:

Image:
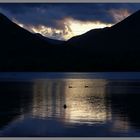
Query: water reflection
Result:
<box><xmin>0</xmin><ymin>81</ymin><xmax>33</xmax><ymax>129</ymax></box>
<box><xmin>32</xmin><ymin>79</ymin><xmax>111</xmax><ymax>124</ymax></box>
<box><xmin>106</xmin><ymin>80</ymin><xmax>140</xmax><ymax>131</ymax></box>
<box><xmin>32</xmin><ymin>79</ymin><xmax>66</xmax><ymax>118</ymax></box>
<box><xmin>0</xmin><ymin>78</ymin><xmax>140</xmax><ymax>136</ymax></box>
<box><xmin>64</xmin><ymin>79</ymin><xmax>111</xmax><ymax>124</ymax></box>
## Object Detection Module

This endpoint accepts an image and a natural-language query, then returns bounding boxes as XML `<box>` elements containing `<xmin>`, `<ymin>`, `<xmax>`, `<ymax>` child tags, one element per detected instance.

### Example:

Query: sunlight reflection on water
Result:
<box><xmin>32</xmin><ymin>79</ymin><xmax>112</xmax><ymax>125</ymax></box>
<box><xmin>0</xmin><ymin>73</ymin><xmax>140</xmax><ymax>136</ymax></box>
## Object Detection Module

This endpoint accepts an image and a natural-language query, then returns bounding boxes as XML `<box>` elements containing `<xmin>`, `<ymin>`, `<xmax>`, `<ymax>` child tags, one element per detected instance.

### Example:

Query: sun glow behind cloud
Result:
<box><xmin>13</xmin><ymin>9</ymin><xmax>131</xmax><ymax>41</ymax></box>
<box><xmin>66</xmin><ymin>18</ymin><xmax>112</xmax><ymax>37</ymax></box>
<box><xmin>1</xmin><ymin>3</ymin><xmax>139</xmax><ymax>41</ymax></box>
<box><xmin>14</xmin><ymin>18</ymin><xmax>113</xmax><ymax>40</ymax></box>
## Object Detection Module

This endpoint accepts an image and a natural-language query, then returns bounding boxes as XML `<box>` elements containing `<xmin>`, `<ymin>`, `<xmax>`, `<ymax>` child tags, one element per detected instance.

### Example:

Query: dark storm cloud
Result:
<box><xmin>0</xmin><ymin>3</ymin><xmax>140</xmax><ymax>29</ymax></box>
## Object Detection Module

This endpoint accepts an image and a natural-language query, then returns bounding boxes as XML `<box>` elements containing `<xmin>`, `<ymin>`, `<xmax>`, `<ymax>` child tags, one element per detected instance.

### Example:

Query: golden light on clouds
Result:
<box><xmin>14</xmin><ymin>18</ymin><xmax>113</xmax><ymax>40</ymax></box>
<box><xmin>64</xmin><ymin>18</ymin><xmax>112</xmax><ymax>38</ymax></box>
<box><xmin>14</xmin><ymin>8</ymin><xmax>133</xmax><ymax>40</ymax></box>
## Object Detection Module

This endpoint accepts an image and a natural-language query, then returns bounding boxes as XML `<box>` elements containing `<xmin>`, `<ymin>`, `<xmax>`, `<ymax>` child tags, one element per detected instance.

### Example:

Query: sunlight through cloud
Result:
<box><xmin>64</xmin><ymin>18</ymin><xmax>113</xmax><ymax>38</ymax></box>
<box><xmin>14</xmin><ymin>18</ymin><xmax>113</xmax><ymax>40</ymax></box>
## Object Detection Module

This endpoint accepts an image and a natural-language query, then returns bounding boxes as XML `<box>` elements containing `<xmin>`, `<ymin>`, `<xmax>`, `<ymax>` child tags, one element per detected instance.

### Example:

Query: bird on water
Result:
<box><xmin>63</xmin><ymin>104</ymin><xmax>67</xmax><ymax>109</ymax></box>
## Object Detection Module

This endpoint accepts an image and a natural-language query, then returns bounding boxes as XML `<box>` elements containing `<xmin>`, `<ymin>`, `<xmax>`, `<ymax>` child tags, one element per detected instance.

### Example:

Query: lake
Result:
<box><xmin>0</xmin><ymin>72</ymin><xmax>140</xmax><ymax>137</ymax></box>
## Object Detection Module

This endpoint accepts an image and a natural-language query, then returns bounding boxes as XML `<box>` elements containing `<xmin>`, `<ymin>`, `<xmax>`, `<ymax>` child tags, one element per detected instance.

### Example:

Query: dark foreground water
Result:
<box><xmin>0</xmin><ymin>72</ymin><xmax>140</xmax><ymax>137</ymax></box>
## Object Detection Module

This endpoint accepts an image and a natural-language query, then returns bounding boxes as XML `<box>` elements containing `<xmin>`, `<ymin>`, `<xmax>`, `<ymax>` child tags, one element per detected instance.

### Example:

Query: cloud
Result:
<box><xmin>109</xmin><ymin>8</ymin><xmax>131</xmax><ymax>23</ymax></box>
<box><xmin>1</xmin><ymin>3</ymin><xmax>140</xmax><ymax>28</ymax></box>
<box><xmin>0</xmin><ymin>3</ymin><xmax>140</xmax><ymax>40</ymax></box>
<box><xmin>14</xmin><ymin>20</ymin><xmax>69</xmax><ymax>40</ymax></box>
<box><xmin>14</xmin><ymin>18</ymin><xmax>113</xmax><ymax>40</ymax></box>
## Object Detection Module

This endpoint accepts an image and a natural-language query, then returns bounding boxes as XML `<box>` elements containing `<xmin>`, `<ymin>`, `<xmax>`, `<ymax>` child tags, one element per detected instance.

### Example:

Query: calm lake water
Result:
<box><xmin>0</xmin><ymin>72</ymin><xmax>140</xmax><ymax>137</ymax></box>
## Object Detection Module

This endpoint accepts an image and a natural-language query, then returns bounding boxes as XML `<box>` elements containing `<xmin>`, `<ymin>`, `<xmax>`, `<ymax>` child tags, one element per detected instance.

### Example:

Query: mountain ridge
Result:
<box><xmin>0</xmin><ymin>10</ymin><xmax>140</xmax><ymax>71</ymax></box>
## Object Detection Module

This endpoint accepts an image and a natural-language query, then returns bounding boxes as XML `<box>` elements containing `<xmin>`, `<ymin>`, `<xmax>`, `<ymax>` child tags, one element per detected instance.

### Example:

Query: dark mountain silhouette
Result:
<box><xmin>34</xmin><ymin>33</ymin><xmax>65</xmax><ymax>45</ymax></box>
<box><xmin>0</xmin><ymin>10</ymin><xmax>140</xmax><ymax>71</ymax></box>
<box><xmin>66</xmin><ymin>10</ymin><xmax>140</xmax><ymax>71</ymax></box>
<box><xmin>0</xmin><ymin>13</ymin><xmax>68</xmax><ymax>71</ymax></box>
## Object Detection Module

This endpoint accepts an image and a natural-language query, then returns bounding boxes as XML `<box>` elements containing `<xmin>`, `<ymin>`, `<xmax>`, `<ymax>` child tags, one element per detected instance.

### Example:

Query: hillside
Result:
<box><xmin>0</xmin><ymin>10</ymin><xmax>140</xmax><ymax>71</ymax></box>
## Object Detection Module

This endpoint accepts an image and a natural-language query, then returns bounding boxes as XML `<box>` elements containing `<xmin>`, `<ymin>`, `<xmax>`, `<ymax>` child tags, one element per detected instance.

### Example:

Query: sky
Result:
<box><xmin>0</xmin><ymin>3</ymin><xmax>140</xmax><ymax>40</ymax></box>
